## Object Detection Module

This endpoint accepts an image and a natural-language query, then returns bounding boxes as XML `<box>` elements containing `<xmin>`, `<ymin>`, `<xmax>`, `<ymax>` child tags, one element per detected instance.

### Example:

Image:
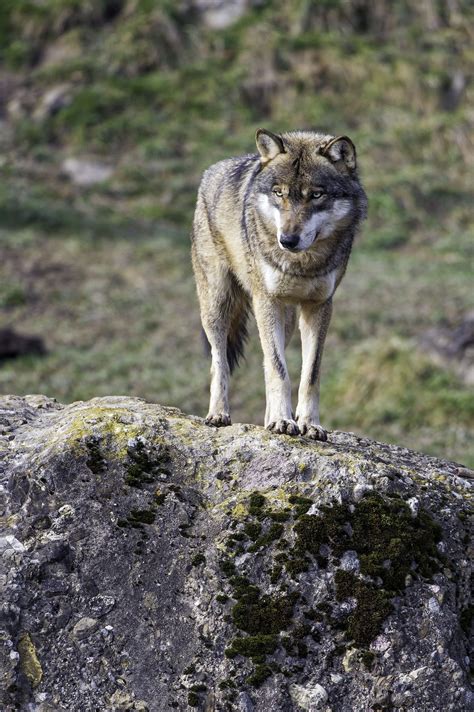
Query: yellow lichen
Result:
<box><xmin>18</xmin><ymin>632</ymin><xmax>43</xmax><ymax>688</ymax></box>
<box><xmin>64</xmin><ymin>408</ymin><xmax>145</xmax><ymax>460</ymax></box>
<box><xmin>231</xmin><ymin>502</ymin><xmax>247</xmax><ymax>518</ymax></box>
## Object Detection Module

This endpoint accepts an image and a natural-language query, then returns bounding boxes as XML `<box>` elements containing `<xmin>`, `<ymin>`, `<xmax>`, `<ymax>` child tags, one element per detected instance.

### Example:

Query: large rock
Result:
<box><xmin>62</xmin><ymin>157</ymin><xmax>114</xmax><ymax>186</ymax></box>
<box><xmin>194</xmin><ymin>0</ymin><xmax>252</xmax><ymax>29</ymax></box>
<box><xmin>0</xmin><ymin>395</ymin><xmax>472</xmax><ymax>711</ymax></box>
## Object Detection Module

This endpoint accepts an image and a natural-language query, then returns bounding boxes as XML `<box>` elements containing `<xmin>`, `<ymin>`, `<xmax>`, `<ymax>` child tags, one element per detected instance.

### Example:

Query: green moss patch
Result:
<box><xmin>351</xmin><ymin>493</ymin><xmax>442</xmax><ymax>589</ymax></box>
<box><xmin>334</xmin><ymin>570</ymin><xmax>356</xmax><ymax>601</ymax></box>
<box><xmin>293</xmin><ymin>502</ymin><xmax>349</xmax><ymax>558</ymax></box>
<box><xmin>220</xmin><ymin>491</ymin><xmax>308</xmax><ymax>687</ymax></box>
<box><xmin>84</xmin><ymin>435</ymin><xmax>107</xmax><ymax>474</ymax></box>
<box><xmin>117</xmin><ymin>509</ymin><xmax>155</xmax><ymax>528</ymax></box>
<box><xmin>219</xmin><ymin>558</ymin><xmax>237</xmax><ymax>578</ymax></box>
<box><xmin>246</xmin><ymin>663</ymin><xmax>272</xmax><ymax>687</ymax></box>
<box><xmin>460</xmin><ymin>605</ymin><xmax>474</xmax><ymax>635</ymax></box>
<box><xmin>248</xmin><ymin>522</ymin><xmax>284</xmax><ymax>552</ymax></box>
<box><xmin>248</xmin><ymin>492</ymin><xmax>266</xmax><ymax>517</ymax></box>
<box><xmin>117</xmin><ymin>507</ymin><xmax>156</xmax><ymax>532</ymax></box>
<box><xmin>225</xmin><ymin>634</ymin><xmax>278</xmax><ymax>660</ymax></box>
<box><xmin>130</xmin><ymin>508</ymin><xmax>155</xmax><ymax>525</ymax></box>
<box><xmin>291</xmin><ymin>492</ymin><xmax>441</xmax><ymax>591</ymax></box>
<box><xmin>311</xmin><ymin>493</ymin><xmax>444</xmax><ymax>647</ymax></box>
<box><xmin>190</xmin><ymin>684</ymin><xmax>207</xmax><ymax>693</ymax></box>
<box><xmin>288</xmin><ymin>495</ymin><xmax>313</xmax><ymax>518</ymax></box>
<box><xmin>232</xmin><ymin>589</ymin><xmax>297</xmax><ymax>636</ymax></box>
<box><xmin>125</xmin><ymin>440</ymin><xmax>171</xmax><ymax>489</ymax></box>
<box><xmin>346</xmin><ymin>582</ymin><xmax>393</xmax><ymax>647</ymax></box>
<box><xmin>220</xmin><ymin>488</ymin><xmax>444</xmax><ymax>690</ymax></box>
<box><xmin>360</xmin><ymin>649</ymin><xmax>376</xmax><ymax>670</ymax></box>
<box><xmin>191</xmin><ymin>553</ymin><xmax>206</xmax><ymax>567</ymax></box>
<box><xmin>244</xmin><ymin>521</ymin><xmax>262</xmax><ymax>540</ymax></box>
<box><xmin>187</xmin><ymin>691</ymin><xmax>199</xmax><ymax>707</ymax></box>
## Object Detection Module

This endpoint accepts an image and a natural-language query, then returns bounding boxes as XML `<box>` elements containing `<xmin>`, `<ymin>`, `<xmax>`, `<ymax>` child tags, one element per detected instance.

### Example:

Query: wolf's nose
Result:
<box><xmin>280</xmin><ymin>233</ymin><xmax>300</xmax><ymax>249</ymax></box>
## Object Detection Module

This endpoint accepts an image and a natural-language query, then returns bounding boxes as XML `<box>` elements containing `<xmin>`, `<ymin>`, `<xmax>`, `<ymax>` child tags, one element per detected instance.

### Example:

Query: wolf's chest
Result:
<box><xmin>260</xmin><ymin>262</ymin><xmax>337</xmax><ymax>302</ymax></box>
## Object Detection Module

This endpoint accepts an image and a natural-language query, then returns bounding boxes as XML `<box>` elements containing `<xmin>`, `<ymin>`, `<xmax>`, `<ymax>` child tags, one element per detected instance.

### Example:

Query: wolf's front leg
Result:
<box><xmin>204</xmin><ymin>328</ymin><xmax>231</xmax><ymax>427</ymax></box>
<box><xmin>253</xmin><ymin>295</ymin><xmax>299</xmax><ymax>436</ymax></box>
<box><xmin>296</xmin><ymin>299</ymin><xmax>333</xmax><ymax>441</ymax></box>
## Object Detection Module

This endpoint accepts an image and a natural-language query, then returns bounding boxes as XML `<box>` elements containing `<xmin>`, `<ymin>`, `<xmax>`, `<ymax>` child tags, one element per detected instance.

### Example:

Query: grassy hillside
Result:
<box><xmin>1</xmin><ymin>0</ymin><xmax>473</xmax><ymax>464</ymax></box>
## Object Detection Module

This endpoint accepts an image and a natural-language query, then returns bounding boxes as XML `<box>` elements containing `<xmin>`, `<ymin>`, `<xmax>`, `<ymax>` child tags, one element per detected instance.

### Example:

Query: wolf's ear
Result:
<box><xmin>256</xmin><ymin>128</ymin><xmax>285</xmax><ymax>163</ymax></box>
<box><xmin>323</xmin><ymin>136</ymin><xmax>357</xmax><ymax>171</ymax></box>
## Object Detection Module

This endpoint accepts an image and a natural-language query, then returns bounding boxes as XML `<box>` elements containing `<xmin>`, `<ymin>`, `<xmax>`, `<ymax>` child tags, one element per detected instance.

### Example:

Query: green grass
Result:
<box><xmin>0</xmin><ymin>0</ymin><xmax>473</xmax><ymax>466</ymax></box>
<box><xmin>1</xmin><ymin>225</ymin><xmax>472</xmax><ymax>466</ymax></box>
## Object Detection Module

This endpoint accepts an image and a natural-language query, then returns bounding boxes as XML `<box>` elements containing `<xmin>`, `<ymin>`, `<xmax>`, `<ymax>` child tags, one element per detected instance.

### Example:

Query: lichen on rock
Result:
<box><xmin>17</xmin><ymin>632</ymin><xmax>43</xmax><ymax>688</ymax></box>
<box><xmin>0</xmin><ymin>395</ymin><xmax>472</xmax><ymax>711</ymax></box>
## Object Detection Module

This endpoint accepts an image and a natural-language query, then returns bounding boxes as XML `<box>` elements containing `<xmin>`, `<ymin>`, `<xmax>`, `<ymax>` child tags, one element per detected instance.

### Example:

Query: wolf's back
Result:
<box><xmin>196</xmin><ymin>154</ymin><xmax>260</xmax><ymax>233</ymax></box>
<box><xmin>192</xmin><ymin>154</ymin><xmax>258</xmax><ymax>373</ymax></box>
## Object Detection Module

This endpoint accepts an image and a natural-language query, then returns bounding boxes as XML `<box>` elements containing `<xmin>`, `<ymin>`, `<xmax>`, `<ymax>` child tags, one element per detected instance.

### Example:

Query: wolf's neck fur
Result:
<box><xmin>248</xmin><ymin>202</ymin><xmax>356</xmax><ymax>279</ymax></box>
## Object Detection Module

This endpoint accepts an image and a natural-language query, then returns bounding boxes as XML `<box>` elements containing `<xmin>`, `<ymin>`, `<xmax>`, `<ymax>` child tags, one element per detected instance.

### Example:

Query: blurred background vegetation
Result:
<box><xmin>0</xmin><ymin>0</ymin><xmax>473</xmax><ymax>465</ymax></box>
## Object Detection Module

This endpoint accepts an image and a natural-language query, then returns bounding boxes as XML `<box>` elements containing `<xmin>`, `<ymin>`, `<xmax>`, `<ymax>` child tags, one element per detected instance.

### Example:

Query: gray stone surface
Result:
<box><xmin>62</xmin><ymin>157</ymin><xmax>113</xmax><ymax>186</ymax></box>
<box><xmin>193</xmin><ymin>0</ymin><xmax>252</xmax><ymax>29</ymax></box>
<box><xmin>0</xmin><ymin>395</ymin><xmax>472</xmax><ymax>711</ymax></box>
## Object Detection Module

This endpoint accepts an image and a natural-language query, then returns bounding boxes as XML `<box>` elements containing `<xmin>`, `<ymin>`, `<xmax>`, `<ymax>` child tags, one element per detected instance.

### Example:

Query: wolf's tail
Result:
<box><xmin>226</xmin><ymin>306</ymin><xmax>249</xmax><ymax>373</ymax></box>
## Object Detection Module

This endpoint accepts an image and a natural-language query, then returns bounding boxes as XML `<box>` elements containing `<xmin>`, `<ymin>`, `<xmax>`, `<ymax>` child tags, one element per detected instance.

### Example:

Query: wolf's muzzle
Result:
<box><xmin>279</xmin><ymin>233</ymin><xmax>300</xmax><ymax>251</ymax></box>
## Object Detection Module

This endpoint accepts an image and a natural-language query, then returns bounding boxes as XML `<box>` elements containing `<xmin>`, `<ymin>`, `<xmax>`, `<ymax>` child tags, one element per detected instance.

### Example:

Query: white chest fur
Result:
<box><xmin>261</xmin><ymin>261</ymin><xmax>337</xmax><ymax>302</ymax></box>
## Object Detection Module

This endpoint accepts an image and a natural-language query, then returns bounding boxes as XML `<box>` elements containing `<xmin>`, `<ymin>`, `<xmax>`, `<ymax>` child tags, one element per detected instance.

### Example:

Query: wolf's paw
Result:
<box><xmin>266</xmin><ymin>419</ymin><xmax>300</xmax><ymax>436</ymax></box>
<box><xmin>205</xmin><ymin>412</ymin><xmax>231</xmax><ymax>427</ymax></box>
<box><xmin>298</xmin><ymin>421</ymin><xmax>328</xmax><ymax>441</ymax></box>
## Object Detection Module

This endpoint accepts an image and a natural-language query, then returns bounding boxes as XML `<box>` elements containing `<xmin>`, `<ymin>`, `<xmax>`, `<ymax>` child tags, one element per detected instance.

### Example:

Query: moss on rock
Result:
<box><xmin>232</xmin><ymin>590</ymin><xmax>297</xmax><ymax>636</ymax></box>
<box><xmin>351</xmin><ymin>493</ymin><xmax>442</xmax><ymax>590</ymax></box>
<box><xmin>125</xmin><ymin>439</ymin><xmax>171</xmax><ymax>489</ymax></box>
<box><xmin>246</xmin><ymin>663</ymin><xmax>272</xmax><ymax>687</ymax></box>
<box><xmin>84</xmin><ymin>435</ymin><xmax>107</xmax><ymax>474</ymax></box>
<box><xmin>225</xmin><ymin>634</ymin><xmax>278</xmax><ymax>660</ymax></box>
<box><xmin>346</xmin><ymin>582</ymin><xmax>393</xmax><ymax>647</ymax></box>
<box><xmin>191</xmin><ymin>553</ymin><xmax>206</xmax><ymax>566</ymax></box>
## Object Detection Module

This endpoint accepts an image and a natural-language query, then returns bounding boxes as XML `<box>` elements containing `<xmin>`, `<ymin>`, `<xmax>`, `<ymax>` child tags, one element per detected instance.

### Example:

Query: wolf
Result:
<box><xmin>191</xmin><ymin>128</ymin><xmax>367</xmax><ymax>440</ymax></box>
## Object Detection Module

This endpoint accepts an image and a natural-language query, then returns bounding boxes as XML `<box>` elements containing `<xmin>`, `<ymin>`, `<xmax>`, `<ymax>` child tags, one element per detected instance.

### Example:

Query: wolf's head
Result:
<box><xmin>254</xmin><ymin>129</ymin><xmax>366</xmax><ymax>253</ymax></box>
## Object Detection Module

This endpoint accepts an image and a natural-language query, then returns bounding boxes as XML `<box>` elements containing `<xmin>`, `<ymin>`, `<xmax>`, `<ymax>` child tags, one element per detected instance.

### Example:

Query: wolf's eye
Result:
<box><xmin>272</xmin><ymin>188</ymin><xmax>283</xmax><ymax>198</ymax></box>
<box><xmin>311</xmin><ymin>190</ymin><xmax>325</xmax><ymax>199</ymax></box>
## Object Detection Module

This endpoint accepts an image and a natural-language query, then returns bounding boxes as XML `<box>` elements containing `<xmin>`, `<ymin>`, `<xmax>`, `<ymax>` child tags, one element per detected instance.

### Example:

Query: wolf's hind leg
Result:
<box><xmin>197</xmin><ymin>269</ymin><xmax>237</xmax><ymax>427</ymax></box>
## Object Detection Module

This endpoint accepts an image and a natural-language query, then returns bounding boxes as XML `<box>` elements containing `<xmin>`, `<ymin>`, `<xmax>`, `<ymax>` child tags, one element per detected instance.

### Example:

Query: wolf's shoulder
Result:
<box><xmin>200</xmin><ymin>153</ymin><xmax>259</xmax><ymax>188</ymax></box>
